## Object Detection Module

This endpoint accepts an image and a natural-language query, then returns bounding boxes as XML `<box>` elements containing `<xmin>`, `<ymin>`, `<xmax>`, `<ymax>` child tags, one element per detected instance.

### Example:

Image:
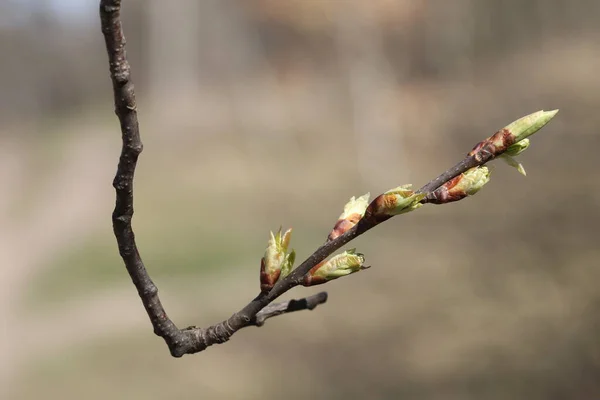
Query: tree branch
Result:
<box><xmin>101</xmin><ymin>0</ymin><xmax>180</xmax><ymax>348</ymax></box>
<box><xmin>100</xmin><ymin>0</ymin><xmax>556</xmax><ymax>357</ymax></box>
<box><xmin>100</xmin><ymin>0</ymin><xmax>330</xmax><ymax>356</ymax></box>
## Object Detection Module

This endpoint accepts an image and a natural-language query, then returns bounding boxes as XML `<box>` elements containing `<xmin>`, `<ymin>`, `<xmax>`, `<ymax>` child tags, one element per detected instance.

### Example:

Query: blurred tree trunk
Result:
<box><xmin>146</xmin><ymin>0</ymin><xmax>201</xmax><ymax>124</ymax></box>
<box><xmin>334</xmin><ymin>1</ymin><xmax>406</xmax><ymax>188</ymax></box>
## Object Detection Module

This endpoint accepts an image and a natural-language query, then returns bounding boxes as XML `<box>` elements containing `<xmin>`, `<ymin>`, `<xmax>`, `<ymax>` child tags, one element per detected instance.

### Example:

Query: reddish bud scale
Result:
<box><xmin>426</xmin><ymin>175</ymin><xmax>466</xmax><ymax>204</ymax></box>
<box><xmin>302</xmin><ymin>261</ymin><xmax>328</xmax><ymax>286</ymax></box>
<box><xmin>328</xmin><ymin>213</ymin><xmax>362</xmax><ymax>241</ymax></box>
<box><xmin>260</xmin><ymin>258</ymin><xmax>281</xmax><ymax>292</ymax></box>
<box><xmin>361</xmin><ymin>203</ymin><xmax>376</xmax><ymax>222</ymax></box>
<box><xmin>365</xmin><ymin>192</ymin><xmax>402</xmax><ymax>218</ymax></box>
<box><xmin>427</xmin><ymin>166</ymin><xmax>490</xmax><ymax>204</ymax></box>
<box><xmin>468</xmin><ymin>128</ymin><xmax>516</xmax><ymax>161</ymax></box>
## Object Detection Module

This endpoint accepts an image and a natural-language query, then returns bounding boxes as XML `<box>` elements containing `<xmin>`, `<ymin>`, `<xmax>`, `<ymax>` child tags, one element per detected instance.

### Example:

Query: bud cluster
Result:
<box><xmin>258</xmin><ymin>110</ymin><xmax>558</xmax><ymax>294</ymax></box>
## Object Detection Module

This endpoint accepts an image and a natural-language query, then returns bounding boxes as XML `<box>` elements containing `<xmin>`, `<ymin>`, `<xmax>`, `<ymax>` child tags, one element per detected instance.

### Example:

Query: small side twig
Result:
<box><xmin>100</xmin><ymin>0</ymin><xmax>557</xmax><ymax>358</ymax></box>
<box><xmin>253</xmin><ymin>292</ymin><xmax>328</xmax><ymax>327</ymax></box>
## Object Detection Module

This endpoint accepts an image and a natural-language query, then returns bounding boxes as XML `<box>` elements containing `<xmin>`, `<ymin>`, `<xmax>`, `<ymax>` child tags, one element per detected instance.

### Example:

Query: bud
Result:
<box><xmin>505</xmin><ymin>109</ymin><xmax>558</xmax><ymax>143</ymax></box>
<box><xmin>302</xmin><ymin>249</ymin><xmax>367</xmax><ymax>286</ymax></box>
<box><xmin>260</xmin><ymin>228</ymin><xmax>296</xmax><ymax>292</ymax></box>
<box><xmin>505</xmin><ymin>138</ymin><xmax>530</xmax><ymax>156</ymax></box>
<box><xmin>365</xmin><ymin>185</ymin><xmax>426</xmax><ymax>219</ymax></box>
<box><xmin>327</xmin><ymin>193</ymin><xmax>370</xmax><ymax>241</ymax></box>
<box><xmin>468</xmin><ymin>110</ymin><xmax>558</xmax><ymax>160</ymax></box>
<box><xmin>427</xmin><ymin>166</ymin><xmax>491</xmax><ymax>204</ymax></box>
<box><xmin>500</xmin><ymin>138</ymin><xmax>530</xmax><ymax>176</ymax></box>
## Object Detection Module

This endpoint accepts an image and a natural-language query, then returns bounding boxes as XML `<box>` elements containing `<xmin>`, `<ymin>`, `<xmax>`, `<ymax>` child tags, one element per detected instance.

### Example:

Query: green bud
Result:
<box><xmin>468</xmin><ymin>111</ymin><xmax>557</xmax><ymax>160</ymax></box>
<box><xmin>303</xmin><ymin>249</ymin><xmax>367</xmax><ymax>286</ymax></box>
<box><xmin>458</xmin><ymin>166</ymin><xmax>491</xmax><ymax>196</ymax></box>
<box><xmin>504</xmin><ymin>110</ymin><xmax>558</xmax><ymax>143</ymax></box>
<box><xmin>505</xmin><ymin>138</ymin><xmax>530</xmax><ymax>156</ymax></box>
<box><xmin>500</xmin><ymin>138</ymin><xmax>530</xmax><ymax>176</ymax></box>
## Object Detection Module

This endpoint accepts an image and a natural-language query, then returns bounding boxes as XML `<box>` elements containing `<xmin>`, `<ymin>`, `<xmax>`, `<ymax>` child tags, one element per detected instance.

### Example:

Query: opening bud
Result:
<box><xmin>328</xmin><ymin>193</ymin><xmax>370</xmax><ymax>241</ymax></box>
<box><xmin>302</xmin><ymin>249</ymin><xmax>367</xmax><ymax>286</ymax></box>
<box><xmin>427</xmin><ymin>166</ymin><xmax>491</xmax><ymax>204</ymax></box>
<box><xmin>365</xmin><ymin>185</ymin><xmax>426</xmax><ymax>218</ymax></box>
<box><xmin>260</xmin><ymin>228</ymin><xmax>296</xmax><ymax>292</ymax></box>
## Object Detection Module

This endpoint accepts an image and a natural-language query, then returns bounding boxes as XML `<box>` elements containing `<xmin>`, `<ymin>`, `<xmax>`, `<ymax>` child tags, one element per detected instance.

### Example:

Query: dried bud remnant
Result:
<box><xmin>302</xmin><ymin>249</ymin><xmax>367</xmax><ymax>286</ymax></box>
<box><xmin>427</xmin><ymin>166</ymin><xmax>491</xmax><ymax>204</ymax></box>
<box><xmin>260</xmin><ymin>228</ymin><xmax>296</xmax><ymax>292</ymax></box>
<box><xmin>328</xmin><ymin>193</ymin><xmax>370</xmax><ymax>241</ymax></box>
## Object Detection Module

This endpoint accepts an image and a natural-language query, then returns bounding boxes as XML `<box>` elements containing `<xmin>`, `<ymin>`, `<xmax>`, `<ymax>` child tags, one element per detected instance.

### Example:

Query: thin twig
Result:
<box><xmin>253</xmin><ymin>292</ymin><xmax>328</xmax><ymax>327</ymax></box>
<box><xmin>100</xmin><ymin>0</ymin><xmax>551</xmax><ymax>358</ymax></box>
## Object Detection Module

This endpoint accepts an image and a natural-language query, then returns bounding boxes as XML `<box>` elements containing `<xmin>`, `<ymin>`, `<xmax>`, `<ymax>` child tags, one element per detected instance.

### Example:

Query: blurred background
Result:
<box><xmin>2</xmin><ymin>0</ymin><xmax>600</xmax><ymax>399</ymax></box>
